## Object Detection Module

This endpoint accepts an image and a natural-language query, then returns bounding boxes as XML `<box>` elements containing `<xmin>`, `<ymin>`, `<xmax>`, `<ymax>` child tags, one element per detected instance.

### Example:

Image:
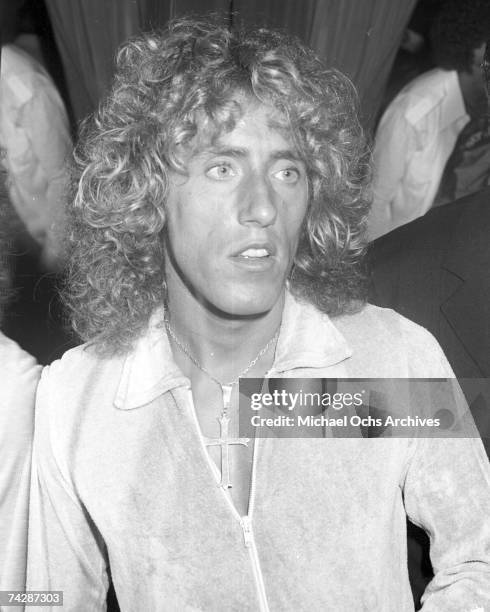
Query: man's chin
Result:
<box><xmin>200</xmin><ymin>289</ymin><xmax>284</xmax><ymax>321</ymax></box>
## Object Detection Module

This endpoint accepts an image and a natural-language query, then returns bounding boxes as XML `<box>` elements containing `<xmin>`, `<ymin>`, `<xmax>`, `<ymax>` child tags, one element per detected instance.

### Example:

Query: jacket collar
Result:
<box><xmin>269</xmin><ymin>291</ymin><xmax>352</xmax><ymax>373</ymax></box>
<box><xmin>114</xmin><ymin>291</ymin><xmax>352</xmax><ymax>410</ymax></box>
<box><xmin>114</xmin><ymin>310</ymin><xmax>189</xmax><ymax>410</ymax></box>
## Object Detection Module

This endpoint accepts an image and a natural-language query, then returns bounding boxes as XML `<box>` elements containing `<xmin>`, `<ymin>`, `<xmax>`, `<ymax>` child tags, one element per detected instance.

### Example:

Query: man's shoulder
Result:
<box><xmin>401</xmin><ymin>67</ymin><xmax>452</xmax><ymax>95</ymax></box>
<box><xmin>0</xmin><ymin>332</ymin><xmax>40</xmax><ymax>379</ymax></box>
<box><xmin>292</xmin><ymin>295</ymin><xmax>441</xmax><ymax>357</ymax></box>
<box><xmin>1</xmin><ymin>44</ymin><xmax>51</xmax><ymax>103</ymax></box>
<box><xmin>381</xmin><ymin>68</ymin><xmax>457</xmax><ymax>127</ymax></box>
<box><xmin>370</xmin><ymin>188</ymin><xmax>490</xmax><ymax>267</ymax></box>
<box><xmin>41</xmin><ymin>342</ymin><xmax>124</xmax><ymax>400</ymax></box>
<box><xmin>332</xmin><ymin>304</ymin><xmax>451</xmax><ymax>377</ymax></box>
<box><xmin>369</xmin><ymin>204</ymin><xmax>456</xmax><ymax>265</ymax></box>
<box><xmin>33</xmin><ymin>343</ymin><xmax>127</xmax><ymax>446</ymax></box>
<box><xmin>0</xmin><ymin>333</ymin><xmax>40</xmax><ymax>425</ymax></box>
<box><xmin>47</xmin><ymin>340</ymin><xmax>102</xmax><ymax>366</ymax></box>
<box><xmin>334</xmin><ymin>303</ymin><xmax>439</xmax><ymax>348</ymax></box>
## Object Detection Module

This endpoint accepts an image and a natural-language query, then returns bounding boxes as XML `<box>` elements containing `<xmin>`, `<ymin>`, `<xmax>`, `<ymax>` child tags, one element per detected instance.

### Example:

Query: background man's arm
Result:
<box><xmin>27</xmin><ymin>368</ymin><xmax>109</xmax><ymax>611</ymax></box>
<box><xmin>3</xmin><ymin>70</ymin><xmax>72</xmax><ymax>270</ymax></box>
<box><xmin>369</xmin><ymin>106</ymin><xmax>418</xmax><ymax>240</ymax></box>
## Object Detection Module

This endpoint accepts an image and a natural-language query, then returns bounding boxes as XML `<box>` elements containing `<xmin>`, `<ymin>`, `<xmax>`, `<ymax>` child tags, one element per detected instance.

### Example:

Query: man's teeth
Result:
<box><xmin>240</xmin><ymin>248</ymin><xmax>269</xmax><ymax>258</ymax></box>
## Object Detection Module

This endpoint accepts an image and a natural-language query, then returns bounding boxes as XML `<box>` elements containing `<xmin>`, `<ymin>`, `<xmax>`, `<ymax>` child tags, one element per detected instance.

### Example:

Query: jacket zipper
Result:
<box><xmin>240</xmin><ymin>514</ymin><xmax>270</xmax><ymax>612</ymax></box>
<box><xmin>216</xmin><ymin>436</ymin><xmax>270</xmax><ymax>612</ymax></box>
<box><xmin>240</xmin><ymin>437</ymin><xmax>270</xmax><ymax>612</ymax></box>
<box><xmin>186</xmin><ymin>388</ymin><xmax>271</xmax><ymax>612</ymax></box>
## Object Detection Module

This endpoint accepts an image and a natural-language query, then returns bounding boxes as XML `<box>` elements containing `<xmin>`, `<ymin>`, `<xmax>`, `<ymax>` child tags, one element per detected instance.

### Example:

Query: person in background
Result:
<box><xmin>370</xmin><ymin>39</ymin><xmax>490</xmax><ymax>421</ymax></box>
<box><xmin>0</xmin><ymin>39</ymin><xmax>75</xmax><ymax>363</ymax></box>
<box><xmin>368</xmin><ymin>0</ymin><xmax>490</xmax><ymax>240</ymax></box>
<box><xmin>0</xmin><ymin>166</ymin><xmax>41</xmax><ymax>603</ymax></box>
<box><xmin>27</xmin><ymin>18</ymin><xmax>490</xmax><ymax>611</ymax></box>
<box><xmin>370</xmin><ymin>40</ymin><xmax>490</xmax><ymax>610</ymax></box>
<box><xmin>0</xmin><ymin>42</ymin><xmax>72</xmax><ymax>270</ymax></box>
<box><xmin>370</xmin><ymin>189</ymin><xmax>490</xmax><ymax>381</ymax></box>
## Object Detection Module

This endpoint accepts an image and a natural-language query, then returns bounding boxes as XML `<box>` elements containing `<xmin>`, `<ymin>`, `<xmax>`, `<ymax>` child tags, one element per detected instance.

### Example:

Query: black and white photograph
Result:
<box><xmin>1</xmin><ymin>0</ymin><xmax>489</xmax><ymax>610</ymax></box>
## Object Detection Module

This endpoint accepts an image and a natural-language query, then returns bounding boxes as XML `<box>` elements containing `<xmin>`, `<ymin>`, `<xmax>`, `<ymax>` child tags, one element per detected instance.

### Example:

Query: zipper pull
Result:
<box><xmin>241</xmin><ymin>516</ymin><xmax>253</xmax><ymax>548</ymax></box>
<box><xmin>222</xmin><ymin>384</ymin><xmax>233</xmax><ymax>410</ymax></box>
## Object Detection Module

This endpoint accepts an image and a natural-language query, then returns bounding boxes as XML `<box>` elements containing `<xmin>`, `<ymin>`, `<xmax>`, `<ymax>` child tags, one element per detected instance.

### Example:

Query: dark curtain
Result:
<box><xmin>232</xmin><ymin>1</ymin><xmax>318</xmax><ymax>41</ymax></box>
<box><xmin>46</xmin><ymin>0</ymin><xmax>415</xmax><ymax>128</ymax></box>
<box><xmin>44</xmin><ymin>0</ymin><xmax>229</xmax><ymax>125</ymax></box>
<box><xmin>234</xmin><ymin>0</ymin><xmax>417</xmax><ymax>128</ymax></box>
<box><xmin>309</xmin><ymin>0</ymin><xmax>417</xmax><ymax>127</ymax></box>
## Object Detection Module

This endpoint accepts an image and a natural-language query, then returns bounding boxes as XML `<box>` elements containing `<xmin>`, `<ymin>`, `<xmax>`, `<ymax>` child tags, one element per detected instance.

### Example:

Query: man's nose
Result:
<box><xmin>238</xmin><ymin>173</ymin><xmax>278</xmax><ymax>227</ymax></box>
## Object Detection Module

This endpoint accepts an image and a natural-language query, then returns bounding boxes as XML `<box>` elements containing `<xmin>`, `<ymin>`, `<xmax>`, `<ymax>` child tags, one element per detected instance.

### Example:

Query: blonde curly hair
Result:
<box><xmin>66</xmin><ymin>17</ymin><xmax>371</xmax><ymax>354</ymax></box>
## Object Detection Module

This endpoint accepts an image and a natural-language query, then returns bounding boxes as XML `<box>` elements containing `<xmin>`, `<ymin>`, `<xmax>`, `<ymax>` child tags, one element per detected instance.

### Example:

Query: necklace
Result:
<box><xmin>164</xmin><ymin>319</ymin><xmax>279</xmax><ymax>387</ymax></box>
<box><xmin>165</xmin><ymin>318</ymin><xmax>279</xmax><ymax>489</ymax></box>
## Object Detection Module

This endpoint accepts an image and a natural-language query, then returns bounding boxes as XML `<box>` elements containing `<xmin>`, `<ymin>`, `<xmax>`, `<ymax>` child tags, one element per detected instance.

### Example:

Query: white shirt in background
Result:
<box><xmin>0</xmin><ymin>44</ymin><xmax>72</xmax><ymax>269</ymax></box>
<box><xmin>368</xmin><ymin>68</ymin><xmax>469</xmax><ymax>240</ymax></box>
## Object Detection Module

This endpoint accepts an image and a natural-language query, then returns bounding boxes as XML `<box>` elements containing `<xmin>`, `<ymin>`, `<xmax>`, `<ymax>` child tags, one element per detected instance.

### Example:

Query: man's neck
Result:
<box><xmin>164</xmin><ymin>267</ymin><xmax>283</xmax><ymax>385</ymax></box>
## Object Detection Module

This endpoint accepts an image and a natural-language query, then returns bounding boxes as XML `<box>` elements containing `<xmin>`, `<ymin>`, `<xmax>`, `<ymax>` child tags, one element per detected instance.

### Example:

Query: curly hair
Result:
<box><xmin>66</xmin><ymin>16</ymin><xmax>371</xmax><ymax>354</ymax></box>
<box><xmin>430</xmin><ymin>0</ymin><xmax>490</xmax><ymax>72</ymax></box>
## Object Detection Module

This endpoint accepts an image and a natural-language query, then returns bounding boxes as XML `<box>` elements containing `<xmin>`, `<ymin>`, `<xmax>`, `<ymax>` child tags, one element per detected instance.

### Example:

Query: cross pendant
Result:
<box><xmin>204</xmin><ymin>384</ymin><xmax>250</xmax><ymax>489</ymax></box>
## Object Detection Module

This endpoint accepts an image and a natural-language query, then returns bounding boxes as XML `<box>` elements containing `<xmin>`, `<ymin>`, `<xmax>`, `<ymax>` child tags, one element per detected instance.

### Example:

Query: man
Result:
<box><xmin>371</xmin><ymin>38</ymin><xmax>490</xmax><ymax>415</ymax></box>
<box><xmin>370</xmin><ymin>188</ymin><xmax>490</xmax><ymax>380</ymax></box>
<box><xmin>368</xmin><ymin>0</ymin><xmax>490</xmax><ymax>240</ymax></box>
<box><xmin>0</xmin><ymin>42</ymin><xmax>72</xmax><ymax>270</ymax></box>
<box><xmin>370</xmin><ymin>187</ymin><xmax>490</xmax><ymax>608</ymax></box>
<box><xmin>27</xmin><ymin>18</ymin><xmax>490</xmax><ymax>611</ymax></box>
<box><xmin>0</xmin><ymin>170</ymin><xmax>41</xmax><ymax>603</ymax></box>
<box><xmin>370</xmin><ymin>41</ymin><xmax>490</xmax><ymax>608</ymax></box>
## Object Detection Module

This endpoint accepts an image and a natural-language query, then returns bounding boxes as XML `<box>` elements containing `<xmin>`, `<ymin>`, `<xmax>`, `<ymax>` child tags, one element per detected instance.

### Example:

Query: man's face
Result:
<box><xmin>164</xmin><ymin>99</ymin><xmax>309</xmax><ymax>318</ymax></box>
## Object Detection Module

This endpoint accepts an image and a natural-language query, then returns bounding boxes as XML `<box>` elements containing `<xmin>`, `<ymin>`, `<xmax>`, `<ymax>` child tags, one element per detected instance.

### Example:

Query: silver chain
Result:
<box><xmin>165</xmin><ymin>319</ymin><xmax>280</xmax><ymax>387</ymax></box>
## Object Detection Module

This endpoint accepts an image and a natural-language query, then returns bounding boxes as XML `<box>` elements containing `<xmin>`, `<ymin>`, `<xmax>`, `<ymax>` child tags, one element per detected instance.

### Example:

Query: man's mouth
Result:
<box><xmin>232</xmin><ymin>241</ymin><xmax>277</xmax><ymax>258</ymax></box>
<box><xmin>231</xmin><ymin>243</ymin><xmax>277</xmax><ymax>271</ymax></box>
<box><xmin>239</xmin><ymin>248</ymin><xmax>270</xmax><ymax>258</ymax></box>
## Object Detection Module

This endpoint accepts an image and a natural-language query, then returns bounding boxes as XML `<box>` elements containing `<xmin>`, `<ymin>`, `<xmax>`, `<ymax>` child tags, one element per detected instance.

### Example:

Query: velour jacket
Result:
<box><xmin>0</xmin><ymin>333</ymin><xmax>40</xmax><ymax>604</ymax></box>
<box><xmin>27</xmin><ymin>292</ymin><xmax>490</xmax><ymax>611</ymax></box>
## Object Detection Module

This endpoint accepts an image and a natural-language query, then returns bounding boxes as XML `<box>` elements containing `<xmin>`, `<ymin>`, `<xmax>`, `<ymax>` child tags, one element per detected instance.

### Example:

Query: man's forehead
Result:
<box><xmin>189</xmin><ymin>100</ymin><xmax>299</xmax><ymax>157</ymax></box>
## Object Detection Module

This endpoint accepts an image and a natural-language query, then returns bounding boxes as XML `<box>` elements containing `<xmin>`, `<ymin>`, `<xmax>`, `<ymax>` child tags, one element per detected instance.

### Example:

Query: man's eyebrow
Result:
<box><xmin>200</xmin><ymin>146</ymin><xmax>304</xmax><ymax>162</ymax></box>
<box><xmin>269</xmin><ymin>149</ymin><xmax>304</xmax><ymax>163</ymax></box>
<box><xmin>203</xmin><ymin>146</ymin><xmax>249</xmax><ymax>158</ymax></box>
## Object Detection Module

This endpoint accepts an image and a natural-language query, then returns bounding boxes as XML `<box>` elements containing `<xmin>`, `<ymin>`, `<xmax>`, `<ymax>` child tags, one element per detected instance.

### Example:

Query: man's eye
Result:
<box><xmin>274</xmin><ymin>168</ymin><xmax>300</xmax><ymax>183</ymax></box>
<box><xmin>206</xmin><ymin>164</ymin><xmax>237</xmax><ymax>180</ymax></box>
